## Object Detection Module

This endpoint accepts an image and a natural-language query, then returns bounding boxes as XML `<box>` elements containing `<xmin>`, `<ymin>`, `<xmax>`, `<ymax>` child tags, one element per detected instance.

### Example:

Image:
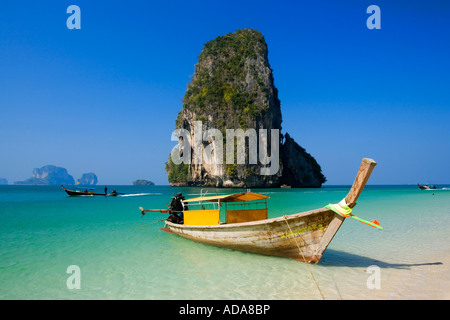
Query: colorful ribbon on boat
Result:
<box><xmin>325</xmin><ymin>199</ymin><xmax>383</xmax><ymax>230</ymax></box>
<box><xmin>326</xmin><ymin>198</ymin><xmax>352</xmax><ymax>217</ymax></box>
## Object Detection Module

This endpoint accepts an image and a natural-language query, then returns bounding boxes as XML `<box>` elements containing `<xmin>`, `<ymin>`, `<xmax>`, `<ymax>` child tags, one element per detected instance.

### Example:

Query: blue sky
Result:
<box><xmin>0</xmin><ymin>0</ymin><xmax>449</xmax><ymax>185</ymax></box>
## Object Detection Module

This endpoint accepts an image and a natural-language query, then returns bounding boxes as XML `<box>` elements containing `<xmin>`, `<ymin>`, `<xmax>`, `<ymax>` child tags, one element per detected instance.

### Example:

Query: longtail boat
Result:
<box><xmin>62</xmin><ymin>185</ymin><xmax>123</xmax><ymax>197</ymax></box>
<box><xmin>140</xmin><ymin>158</ymin><xmax>381</xmax><ymax>263</ymax></box>
<box><xmin>417</xmin><ymin>183</ymin><xmax>436</xmax><ymax>190</ymax></box>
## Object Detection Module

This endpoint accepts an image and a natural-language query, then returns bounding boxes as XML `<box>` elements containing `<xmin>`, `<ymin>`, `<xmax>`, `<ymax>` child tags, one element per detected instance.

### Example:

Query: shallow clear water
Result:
<box><xmin>0</xmin><ymin>185</ymin><xmax>449</xmax><ymax>299</ymax></box>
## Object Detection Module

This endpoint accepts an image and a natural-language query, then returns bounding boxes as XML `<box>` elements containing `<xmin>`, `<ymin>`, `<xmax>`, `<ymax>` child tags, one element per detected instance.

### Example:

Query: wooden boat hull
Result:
<box><xmin>163</xmin><ymin>207</ymin><xmax>344</xmax><ymax>263</ymax></box>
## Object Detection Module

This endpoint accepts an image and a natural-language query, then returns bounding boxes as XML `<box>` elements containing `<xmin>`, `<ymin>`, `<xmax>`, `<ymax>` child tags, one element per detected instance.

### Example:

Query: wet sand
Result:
<box><xmin>380</xmin><ymin>254</ymin><xmax>450</xmax><ymax>299</ymax></box>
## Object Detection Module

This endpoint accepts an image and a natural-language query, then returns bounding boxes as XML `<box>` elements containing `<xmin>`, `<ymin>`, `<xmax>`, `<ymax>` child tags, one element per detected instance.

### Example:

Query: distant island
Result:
<box><xmin>14</xmin><ymin>165</ymin><xmax>99</xmax><ymax>186</ymax></box>
<box><xmin>78</xmin><ymin>173</ymin><xmax>98</xmax><ymax>186</ymax></box>
<box><xmin>132</xmin><ymin>179</ymin><xmax>155</xmax><ymax>186</ymax></box>
<box><xmin>15</xmin><ymin>165</ymin><xmax>75</xmax><ymax>185</ymax></box>
<box><xmin>0</xmin><ymin>178</ymin><xmax>7</xmax><ymax>185</ymax></box>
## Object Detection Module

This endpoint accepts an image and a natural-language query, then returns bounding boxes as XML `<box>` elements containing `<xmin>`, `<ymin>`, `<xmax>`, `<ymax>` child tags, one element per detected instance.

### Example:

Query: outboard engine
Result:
<box><xmin>167</xmin><ymin>192</ymin><xmax>185</xmax><ymax>224</ymax></box>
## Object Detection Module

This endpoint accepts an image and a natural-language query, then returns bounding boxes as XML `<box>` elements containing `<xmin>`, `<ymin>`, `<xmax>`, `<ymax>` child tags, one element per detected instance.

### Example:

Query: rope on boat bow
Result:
<box><xmin>325</xmin><ymin>198</ymin><xmax>383</xmax><ymax>230</ymax></box>
<box><xmin>282</xmin><ymin>216</ymin><xmax>325</xmax><ymax>300</ymax></box>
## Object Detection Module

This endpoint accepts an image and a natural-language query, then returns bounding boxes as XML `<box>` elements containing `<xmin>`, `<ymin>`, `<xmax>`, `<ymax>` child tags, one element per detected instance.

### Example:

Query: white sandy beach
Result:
<box><xmin>381</xmin><ymin>254</ymin><xmax>450</xmax><ymax>299</ymax></box>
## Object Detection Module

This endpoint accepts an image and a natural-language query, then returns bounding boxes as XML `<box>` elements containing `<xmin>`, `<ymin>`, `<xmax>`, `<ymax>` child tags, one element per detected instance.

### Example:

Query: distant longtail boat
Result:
<box><xmin>417</xmin><ymin>183</ymin><xmax>436</xmax><ymax>190</ymax></box>
<box><xmin>62</xmin><ymin>185</ymin><xmax>122</xmax><ymax>197</ymax></box>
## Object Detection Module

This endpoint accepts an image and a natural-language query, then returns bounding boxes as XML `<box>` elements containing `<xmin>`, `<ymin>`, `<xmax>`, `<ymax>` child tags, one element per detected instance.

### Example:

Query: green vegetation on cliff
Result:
<box><xmin>176</xmin><ymin>29</ymin><xmax>275</xmax><ymax>130</ymax></box>
<box><xmin>165</xmin><ymin>158</ymin><xmax>190</xmax><ymax>183</ymax></box>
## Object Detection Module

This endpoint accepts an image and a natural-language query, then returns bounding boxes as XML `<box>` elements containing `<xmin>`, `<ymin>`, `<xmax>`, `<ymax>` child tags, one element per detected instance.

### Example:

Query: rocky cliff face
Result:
<box><xmin>280</xmin><ymin>133</ymin><xmax>325</xmax><ymax>187</ymax></box>
<box><xmin>15</xmin><ymin>165</ymin><xmax>75</xmax><ymax>185</ymax></box>
<box><xmin>79</xmin><ymin>173</ymin><xmax>98</xmax><ymax>186</ymax></box>
<box><xmin>166</xmin><ymin>29</ymin><xmax>325</xmax><ymax>188</ymax></box>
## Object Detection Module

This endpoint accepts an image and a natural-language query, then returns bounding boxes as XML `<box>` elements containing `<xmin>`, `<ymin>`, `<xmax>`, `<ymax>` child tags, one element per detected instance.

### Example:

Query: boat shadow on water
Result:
<box><xmin>320</xmin><ymin>249</ymin><xmax>443</xmax><ymax>269</ymax></box>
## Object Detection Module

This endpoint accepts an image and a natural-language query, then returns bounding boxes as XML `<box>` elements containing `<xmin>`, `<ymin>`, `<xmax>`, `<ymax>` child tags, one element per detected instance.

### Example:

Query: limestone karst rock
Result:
<box><xmin>166</xmin><ymin>29</ymin><xmax>325</xmax><ymax>188</ymax></box>
<box><xmin>79</xmin><ymin>173</ymin><xmax>98</xmax><ymax>186</ymax></box>
<box><xmin>14</xmin><ymin>165</ymin><xmax>75</xmax><ymax>185</ymax></box>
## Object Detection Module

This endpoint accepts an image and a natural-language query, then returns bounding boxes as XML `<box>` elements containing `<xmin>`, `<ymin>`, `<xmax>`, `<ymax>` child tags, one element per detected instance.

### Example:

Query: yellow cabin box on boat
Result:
<box><xmin>181</xmin><ymin>192</ymin><xmax>270</xmax><ymax>226</ymax></box>
<box><xmin>183</xmin><ymin>209</ymin><xmax>220</xmax><ymax>225</ymax></box>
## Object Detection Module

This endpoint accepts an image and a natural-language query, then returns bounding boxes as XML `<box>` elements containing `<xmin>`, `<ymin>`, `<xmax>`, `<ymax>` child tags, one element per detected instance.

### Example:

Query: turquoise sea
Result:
<box><xmin>1</xmin><ymin>185</ymin><xmax>449</xmax><ymax>300</ymax></box>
